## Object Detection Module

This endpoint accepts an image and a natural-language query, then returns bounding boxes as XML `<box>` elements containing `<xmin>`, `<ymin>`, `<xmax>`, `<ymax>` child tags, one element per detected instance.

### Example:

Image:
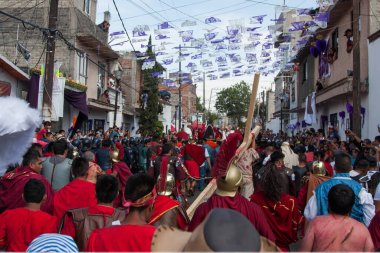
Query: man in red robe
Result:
<box><xmin>0</xmin><ymin>179</ymin><xmax>57</xmax><ymax>251</ymax></box>
<box><xmin>189</xmin><ymin>133</ymin><xmax>275</xmax><ymax>242</ymax></box>
<box><xmin>85</xmin><ymin>174</ymin><xmax>157</xmax><ymax>252</ymax></box>
<box><xmin>0</xmin><ymin>149</ymin><xmax>54</xmax><ymax>214</ymax></box>
<box><xmin>59</xmin><ymin>174</ymin><xmax>127</xmax><ymax>251</ymax></box>
<box><xmin>53</xmin><ymin>157</ymin><xmax>97</xmax><ymax>221</ymax></box>
<box><xmin>108</xmin><ymin>149</ymin><xmax>133</xmax><ymax>207</ymax></box>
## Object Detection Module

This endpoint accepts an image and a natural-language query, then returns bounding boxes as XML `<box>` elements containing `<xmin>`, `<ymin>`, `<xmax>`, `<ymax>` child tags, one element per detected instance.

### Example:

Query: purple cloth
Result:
<box><xmin>64</xmin><ymin>89</ymin><xmax>88</xmax><ymax>116</ymax></box>
<box><xmin>27</xmin><ymin>73</ymin><xmax>40</xmax><ymax>108</ymax></box>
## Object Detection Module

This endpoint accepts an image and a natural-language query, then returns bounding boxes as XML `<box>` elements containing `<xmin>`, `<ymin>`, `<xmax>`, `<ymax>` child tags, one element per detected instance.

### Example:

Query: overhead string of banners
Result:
<box><xmin>108</xmin><ymin>0</ymin><xmax>337</xmax><ymax>86</ymax></box>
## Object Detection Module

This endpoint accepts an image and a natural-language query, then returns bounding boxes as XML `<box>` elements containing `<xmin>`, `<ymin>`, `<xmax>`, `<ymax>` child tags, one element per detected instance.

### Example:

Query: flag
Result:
<box><xmin>205</xmin><ymin>16</ymin><xmax>221</xmax><ymax>24</ymax></box>
<box><xmin>191</xmin><ymin>53</ymin><xmax>202</xmax><ymax>59</ymax></box>
<box><xmin>304</xmin><ymin>92</ymin><xmax>317</xmax><ymax>124</ymax></box>
<box><xmin>181</xmin><ymin>20</ymin><xmax>197</xmax><ymax>27</ymax></box>
<box><xmin>204</xmin><ymin>32</ymin><xmax>218</xmax><ymax>41</ymax></box>
<box><xmin>246</xmin><ymin>27</ymin><xmax>261</xmax><ymax>32</ymax></box>
<box><xmin>211</xmin><ymin>39</ymin><xmax>224</xmax><ymax>44</ymax></box>
<box><xmin>219</xmin><ymin>72</ymin><xmax>230</xmax><ymax>78</ymax></box>
<box><xmin>297</xmin><ymin>8</ymin><xmax>311</xmax><ymax>16</ymax></box>
<box><xmin>249</xmin><ymin>33</ymin><xmax>262</xmax><ymax>39</ymax></box>
<box><xmin>182</xmin><ymin>36</ymin><xmax>194</xmax><ymax>42</ymax></box>
<box><xmin>228</xmin><ymin>44</ymin><xmax>240</xmax><ymax>51</ymax></box>
<box><xmin>162</xmin><ymin>58</ymin><xmax>173</xmax><ymax>65</ymax></box>
<box><xmin>290</xmin><ymin>21</ymin><xmax>305</xmax><ymax>31</ymax></box>
<box><xmin>262</xmin><ymin>42</ymin><xmax>273</xmax><ymax>50</ymax></box>
<box><xmin>215</xmin><ymin>44</ymin><xmax>227</xmax><ymax>50</ymax></box>
<box><xmin>133</xmin><ymin>30</ymin><xmax>148</xmax><ymax>37</ymax></box>
<box><xmin>179</xmin><ymin>30</ymin><xmax>193</xmax><ymax>37</ymax></box>
<box><xmin>246</xmin><ymin>53</ymin><xmax>257</xmax><ymax>62</ymax></box>
<box><xmin>158</xmin><ymin>22</ymin><xmax>174</xmax><ymax>29</ymax></box>
<box><xmin>155</xmin><ymin>34</ymin><xmax>170</xmax><ymax>40</ymax></box>
<box><xmin>110</xmin><ymin>31</ymin><xmax>125</xmax><ymax>40</ymax></box>
<box><xmin>207</xmin><ymin>74</ymin><xmax>218</xmax><ymax>80</ymax></box>
<box><xmin>250</xmin><ymin>15</ymin><xmax>266</xmax><ymax>24</ymax></box>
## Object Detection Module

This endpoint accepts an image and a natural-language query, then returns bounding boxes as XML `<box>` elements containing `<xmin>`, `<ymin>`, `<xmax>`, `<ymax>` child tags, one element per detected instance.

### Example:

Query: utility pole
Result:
<box><xmin>42</xmin><ymin>0</ymin><xmax>59</xmax><ymax>122</ymax></box>
<box><xmin>352</xmin><ymin>0</ymin><xmax>361</xmax><ymax>137</ymax></box>
<box><xmin>203</xmin><ymin>71</ymin><xmax>205</xmax><ymax>123</ymax></box>
<box><xmin>178</xmin><ymin>44</ymin><xmax>182</xmax><ymax>130</ymax></box>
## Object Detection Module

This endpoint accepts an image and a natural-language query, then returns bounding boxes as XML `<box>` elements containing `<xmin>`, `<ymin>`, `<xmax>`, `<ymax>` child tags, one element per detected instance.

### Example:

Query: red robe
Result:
<box><xmin>251</xmin><ymin>191</ymin><xmax>304</xmax><ymax>251</ymax></box>
<box><xmin>85</xmin><ymin>224</ymin><xmax>156</xmax><ymax>252</ymax></box>
<box><xmin>149</xmin><ymin>195</ymin><xmax>188</xmax><ymax>230</ymax></box>
<box><xmin>0</xmin><ymin>208</ymin><xmax>57</xmax><ymax>251</ymax></box>
<box><xmin>177</xmin><ymin>131</ymin><xmax>188</xmax><ymax>141</ymax></box>
<box><xmin>184</xmin><ymin>144</ymin><xmax>205</xmax><ymax>167</ymax></box>
<box><xmin>369</xmin><ymin>211</ymin><xmax>380</xmax><ymax>249</ymax></box>
<box><xmin>188</xmin><ymin>193</ymin><xmax>276</xmax><ymax>242</ymax></box>
<box><xmin>184</xmin><ymin>160</ymin><xmax>199</xmax><ymax>178</ymax></box>
<box><xmin>111</xmin><ymin>162</ymin><xmax>133</xmax><ymax>207</ymax></box>
<box><xmin>53</xmin><ymin>179</ymin><xmax>97</xmax><ymax>221</ymax></box>
<box><xmin>115</xmin><ymin>142</ymin><xmax>125</xmax><ymax>161</ymax></box>
<box><xmin>0</xmin><ymin>167</ymin><xmax>54</xmax><ymax>214</ymax></box>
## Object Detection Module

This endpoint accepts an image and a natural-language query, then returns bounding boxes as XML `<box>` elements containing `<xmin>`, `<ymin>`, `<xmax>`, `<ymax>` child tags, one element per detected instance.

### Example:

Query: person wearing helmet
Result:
<box><xmin>148</xmin><ymin>174</ymin><xmax>190</xmax><ymax>230</ymax></box>
<box><xmin>188</xmin><ymin>133</ymin><xmax>275</xmax><ymax>243</ymax></box>
<box><xmin>297</xmin><ymin>160</ymin><xmax>330</xmax><ymax>212</ymax></box>
<box><xmin>109</xmin><ymin>149</ymin><xmax>132</xmax><ymax>208</ymax></box>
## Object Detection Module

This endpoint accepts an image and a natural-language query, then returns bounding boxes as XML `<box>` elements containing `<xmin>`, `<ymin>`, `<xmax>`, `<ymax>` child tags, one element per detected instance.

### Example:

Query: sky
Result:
<box><xmin>96</xmin><ymin>0</ymin><xmax>317</xmax><ymax>110</ymax></box>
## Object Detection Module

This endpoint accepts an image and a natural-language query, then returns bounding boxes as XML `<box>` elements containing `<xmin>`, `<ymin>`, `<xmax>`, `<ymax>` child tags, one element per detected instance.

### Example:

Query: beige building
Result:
<box><xmin>0</xmin><ymin>0</ymin><xmax>121</xmax><ymax>132</ymax></box>
<box><xmin>290</xmin><ymin>0</ymin><xmax>370</xmax><ymax>137</ymax></box>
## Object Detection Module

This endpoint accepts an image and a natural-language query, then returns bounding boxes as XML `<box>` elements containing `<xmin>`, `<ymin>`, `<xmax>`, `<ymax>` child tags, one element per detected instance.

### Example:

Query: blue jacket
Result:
<box><xmin>315</xmin><ymin>173</ymin><xmax>364</xmax><ymax>223</ymax></box>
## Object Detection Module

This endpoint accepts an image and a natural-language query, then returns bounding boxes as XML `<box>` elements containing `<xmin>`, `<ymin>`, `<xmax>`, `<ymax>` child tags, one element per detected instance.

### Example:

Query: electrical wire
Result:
<box><xmin>111</xmin><ymin>0</ymin><xmax>136</xmax><ymax>52</ymax></box>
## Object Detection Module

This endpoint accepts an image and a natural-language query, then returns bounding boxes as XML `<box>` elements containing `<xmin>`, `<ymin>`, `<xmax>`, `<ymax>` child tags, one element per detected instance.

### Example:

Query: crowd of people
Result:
<box><xmin>1</xmin><ymin>120</ymin><xmax>380</xmax><ymax>252</ymax></box>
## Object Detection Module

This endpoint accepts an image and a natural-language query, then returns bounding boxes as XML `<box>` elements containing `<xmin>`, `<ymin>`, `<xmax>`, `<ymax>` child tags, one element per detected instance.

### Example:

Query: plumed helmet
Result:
<box><xmin>157</xmin><ymin>173</ymin><xmax>175</xmax><ymax>196</ymax></box>
<box><xmin>215</xmin><ymin>162</ymin><xmax>243</xmax><ymax>197</ymax></box>
<box><xmin>311</xmin><ymin>161</ymin><xmax>326</xmax><ymax>175</ymax></box>
<box><xmin>110</xmin><ymin>149</ymin><xmax>120</xmax><ymax>163</ymax></box>
<box><xmin>72</xmin><ymin>147</ymin><xmax>80</xmax><ymax>158</ymax></box>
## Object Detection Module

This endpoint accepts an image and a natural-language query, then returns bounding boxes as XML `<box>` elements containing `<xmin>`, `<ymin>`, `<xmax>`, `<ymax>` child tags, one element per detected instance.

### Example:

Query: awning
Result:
<box><xmin>76</xmin><ymin>34</ymin><xmax>119</xmax><ymax>59</ymax></box>
<box><xmin>0</xmin><ymin>54</ymin><xmax>29</xmax><ymax>81</ymax></box>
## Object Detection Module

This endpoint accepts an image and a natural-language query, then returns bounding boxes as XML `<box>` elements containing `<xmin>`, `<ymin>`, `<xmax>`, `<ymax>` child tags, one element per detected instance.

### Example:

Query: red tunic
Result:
<box><xmin>85</xmin><ymin>224</ymin><xmax>156</xmax><ymax>252</ymax></box>
<box><xmin>0</xmin><ymin>167</ymin><xmax>54</xmax><ymax>214</ymax></box>
<box><xmin>0</xmin><ymin>208</ymin><xmax>57</xmax><ymax>251</ymax></box>
<box><xmin>251</xmin><ymin>191</ymin><xmax>304</xmax><ymax>251</ymax></box>
<box><xmin>53</xmin><ymin>179</ymin><xmax>97</xmax><ymax>221</ymax></box>
<box><xmin>149</xmin><ymin>195</ymin><xmax>188</xmax><ymax>230</ymax></box>
<box><xmin>184</xmin><ymin>160</ymin><xmax>199</xmax><ymax>178</ymax></box>
<box><xmin>112</xmin><ymin>162</ymin><xmax>133</xmax><ymax>207</ymax></box>
<box><xmin>369</xmin><ymin>211</ymin><xmax>380</xmax><ymax>249</ymax></box>
<box><xmin>188</xmin><ymin>193</ymin><xmax>276</xmax><ymax>242</ymax></box>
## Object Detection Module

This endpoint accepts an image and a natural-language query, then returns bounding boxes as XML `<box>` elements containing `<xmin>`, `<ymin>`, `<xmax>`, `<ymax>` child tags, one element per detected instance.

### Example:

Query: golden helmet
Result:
<box><xmin>72</xmin><ymin>147</ymin><xmax>80</xmax><ymax>158</ymax></box>
<box><xmin>157</xmin><ymin>173</ymin><xmax>175</xmax><ymax>196</ymax></box>
<box><xmin>215</xmin><ymin>162</ymin><xmax>243</xmax><ymax>197</ymax></box>
<box><xmin>312</xmin><ymin>161</ymin><xmax>326</xmax><ymax>175</ymax></box>
<box><xmin>110</xmin><ymin>149</ymin><xmax>120</xmax><ymax>163</ymax></box>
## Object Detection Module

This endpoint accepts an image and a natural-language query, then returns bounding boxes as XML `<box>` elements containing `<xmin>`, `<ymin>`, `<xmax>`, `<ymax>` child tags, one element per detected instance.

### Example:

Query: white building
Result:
<box><xmin>368</xmin><ymin>30</ymin><xmax>380</xmax><ymax>139</ymax></box>
<box><xmin>0</xmin><ymin>54</ymin><xmax>29</xmax><ymax>98</ymax></box>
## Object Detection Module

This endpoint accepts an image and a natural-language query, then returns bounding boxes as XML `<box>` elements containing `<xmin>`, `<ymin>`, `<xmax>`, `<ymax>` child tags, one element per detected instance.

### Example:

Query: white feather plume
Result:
<box><xmin>0</xmin><ymin>97</ymin><xmax>41</xmax><ymax>175</ymax></box>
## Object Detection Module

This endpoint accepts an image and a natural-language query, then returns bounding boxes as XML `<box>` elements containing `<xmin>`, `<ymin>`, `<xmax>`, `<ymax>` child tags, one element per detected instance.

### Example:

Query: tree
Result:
<box><xmin>196</xmin><ymin>96</ymin><xmax>204</xmax><ymax>112</ymax></box>
<box><xmin>215</xmin><ymin>81</ymin><xmax>251</xmax><ymax>126</ymax></box>
<box><xmin>138</xmin><ymin>36</ymin><xmax>165</xmax><ymax>136</ymax></box>
<box><xmin>206</xmin><ymin>111</ymin><xmax>219</xmax><ymax>125</ymax></box>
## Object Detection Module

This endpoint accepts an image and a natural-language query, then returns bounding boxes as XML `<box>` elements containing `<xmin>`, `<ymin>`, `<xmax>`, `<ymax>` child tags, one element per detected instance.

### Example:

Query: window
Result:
<box><xmin>302</xmin><ymin>62</ymin><xmax>308</xmax><ymax>83</ymax></box>
<box><xmin>94</xmin><ymin>120</ymin><xmax>105</xmax><ymax>131</ymax></box>
<box><xmin>84</xmin><ymin>0</ymin><xmax>90</xmax><ymax>15</ymax></box>
<box><xmin>78</xmin><ymin>53</ymin><xmax>87</xmax><ymax>84</ymax></box>
<box><xmin>331</xmin><ymin>28</ymin><xmax>339</xmax><ymax>57</ymax></box>
<box><xmin>330</xmin><ymin>113</ymin><xmax>338</xmax><ymax>128</ymax></box>
<box><xmin>97</xmin><ymin>62</ymin><xmax>106</xmax><ymax>99</ymax></box>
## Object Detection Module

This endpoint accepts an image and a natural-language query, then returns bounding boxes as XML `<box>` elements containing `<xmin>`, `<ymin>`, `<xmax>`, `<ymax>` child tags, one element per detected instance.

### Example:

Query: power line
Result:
<box><xmin>111</xmin><ymin>0</ymin><xmax>136</xmax><ymax>52</ymax></box>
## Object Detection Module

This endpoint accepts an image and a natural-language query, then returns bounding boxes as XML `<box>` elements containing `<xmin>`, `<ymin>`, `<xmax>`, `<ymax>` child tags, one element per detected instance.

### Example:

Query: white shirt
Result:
<box><xmin>374</xmin><ymin>183</ymin><xmax>380</xmax><ymax>201</ymax></box>
<box><xmin>304</xmin><ymin>179</ymin><xmax>375</xmax><ymax>227</ymax></box>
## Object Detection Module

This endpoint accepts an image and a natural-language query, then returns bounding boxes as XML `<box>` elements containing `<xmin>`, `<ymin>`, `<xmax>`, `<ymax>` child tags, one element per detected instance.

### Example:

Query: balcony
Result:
<box><xmin>88</xmin><ymin>98</ymin><xmax>114</xmax><ymax>112</ymax></box>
